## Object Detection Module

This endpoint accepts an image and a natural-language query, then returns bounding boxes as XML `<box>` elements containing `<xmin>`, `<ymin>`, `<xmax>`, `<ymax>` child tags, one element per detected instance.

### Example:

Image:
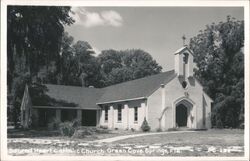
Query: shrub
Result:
<box><xmin>156</xmin><ymin>127</ymin><xmax>162</xmax><ymax>132</ymax></box>
<box><xmin>72</xmin><ymin>119</ymin><xmax>81</xmax><ymax>128</ymax></box>
<box><xmin>59</xmin><ymin>119</ymin><xmax>79</xmax><ymax>137</ymax></box>
<box><xmin>96</xmin><ymin>127</ymin><xmax>110</xmax><ymax>134</ymax></box>
<box><xmin>141</xmin><ymin>117</ymin><xmax>151</xmax><ymax>132</ymax></box>
<box><xmin>47</xmin><ymin>117</ymin><xmax>61</xmax><ymax>130</ymax></box>
<box><xmin>59</xmin><ymin>122</ymin><xmax>75</xmax><ymax>137</ymax></box>
<box><xmin>79</xmin><ymin>126</ymin><xmax>95</xmax><ymax>135</ymax></box>
<box><xmin>72</xmin><ymin>129</ymin><xmax>86</xmax><ymax>138</ymax></box>
<box><xmin>216</xmin><ymin>119</ymin><xmax>223</xmax><ymax>129</ymax></box>
<box><xmin>239</xmin><ymin>122</ymin><xmax>244</xmax><ymax>129</ymax></box>
<box><xmin>72</xmin><ymin>127</ymin><xmax>110</xmax><ymax>139</ymax></box>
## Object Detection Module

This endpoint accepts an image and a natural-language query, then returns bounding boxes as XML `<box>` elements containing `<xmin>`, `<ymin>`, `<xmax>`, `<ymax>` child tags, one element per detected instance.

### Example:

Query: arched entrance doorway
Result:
<box><xmin>174</xmin><ymin>98</ymin><xmax>194</xmax><ymax>128</ymax></box>
<box><xmin>176</xmin><ymin>104</ymin><xmax>188</xmax><ymax>127</ymax></box>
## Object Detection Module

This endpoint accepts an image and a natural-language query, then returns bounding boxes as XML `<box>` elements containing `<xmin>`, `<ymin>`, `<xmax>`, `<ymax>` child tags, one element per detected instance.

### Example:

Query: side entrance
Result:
<box><xmin>82</xmin><ymin>110</ymin><xmax>97</xmax><ymax>126</ymax></box>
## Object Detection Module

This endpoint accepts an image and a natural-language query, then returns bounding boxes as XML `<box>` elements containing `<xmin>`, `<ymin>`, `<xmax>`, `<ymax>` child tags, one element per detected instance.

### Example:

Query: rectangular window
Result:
<box><xmin>117</xmin><ymin>104</ymin><xmax>122</xmax><ymax>122</ymax></box>
<box><xmin>134</xmin><ymin>107</ymin><xmax>138</xmax><ymax>122</ymax></box>
<box><xmin>104</xmin><ymin>106</ymin><xmax>108</xmax><ymax>121</ymax></box>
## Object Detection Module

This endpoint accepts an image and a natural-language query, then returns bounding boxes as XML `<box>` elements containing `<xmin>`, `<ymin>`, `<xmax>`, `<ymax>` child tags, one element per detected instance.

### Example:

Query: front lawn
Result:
<box><xmin>7</xmin><ymin>128</ymin><xmax>244</xmax><ymax>156</ymax></box>
<box><xmin>7</xmin><ymin>126</ymin><xmax>141</xmax><ymax>141</ymax></box>
<box><xmin>115</xmin><ymin>129</ymin><xmax>244</xmax><ymax>146</ymax></box>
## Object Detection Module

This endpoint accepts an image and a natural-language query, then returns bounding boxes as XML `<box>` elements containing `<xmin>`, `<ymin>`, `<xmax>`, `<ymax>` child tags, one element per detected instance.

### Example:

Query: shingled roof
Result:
<box><xmin>34</xmin><ymin>84</ymin><xmax>105</xmax><ymax>109</ymax></box>
<box><xmin>33</xmin><ymin>70</ymin><xmax>176</xmax><ymax>109</ymax></box>
<box><xmin>97</xmin><ymin>70</ymin><xmax>176</xmax><ymax>104</ymax></box>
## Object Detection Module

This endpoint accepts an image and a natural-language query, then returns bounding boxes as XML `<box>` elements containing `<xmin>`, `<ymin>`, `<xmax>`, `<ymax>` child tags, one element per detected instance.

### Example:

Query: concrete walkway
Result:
<box><xmin>92</xmin><ymin>130</ymin><xmax>196</xmax><ymax>143</ymax></box>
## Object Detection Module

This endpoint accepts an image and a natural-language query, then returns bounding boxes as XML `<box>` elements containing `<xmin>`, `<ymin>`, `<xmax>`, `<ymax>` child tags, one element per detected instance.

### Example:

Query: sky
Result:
<box><xmin>65</xmin><ymin>7</ymin><xmax>244</xmax><ymax>71</ymax></box>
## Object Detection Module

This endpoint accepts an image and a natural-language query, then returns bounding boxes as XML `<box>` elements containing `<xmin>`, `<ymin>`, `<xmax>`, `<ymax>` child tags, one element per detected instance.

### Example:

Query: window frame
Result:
<box><xmin>134</xmin><ymin>106</ymin><xmax>138</xmax><ymax>123</ymax></box>
<box><xmin>117</xmin><ymin>104</ymin><xmax>122</xmax><ymax>122</ymax></box>
<box><xmin>104</xmin><ymin>106</ymin><xmax>108</xmax><ymax>122</ymax></box>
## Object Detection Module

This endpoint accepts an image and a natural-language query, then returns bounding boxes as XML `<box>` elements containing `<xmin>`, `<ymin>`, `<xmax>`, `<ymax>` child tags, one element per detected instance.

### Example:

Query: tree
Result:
<box><xmin>97</xmin><ymin>49</ymin><xmax>162</xmax><ymax>87</ymax></box>
<box><xmin>7</xmin><ymin>6</ymin><xmax>74</xmax><ymax>87</ymax></box>
<box><xmin>10</xmin><ymin>73</ymin><xmax>31</xmax><ymax>127</ymax></box>
<box><xmin>42</xmin><ymin>32</ymin><xmax>102</xmax><ymax>87</ymax></box>
<box><xmin>123</xmin><ymin>49</ymin><xmax>162</xmax><ymax>78</ymax></box>
<box><xmin>189</xmin><ymin>16</ymin><xmax>244</xmax><ymax>128</ymax></box>
<box><xmin>72</xmin><ymin>40</ymin><xmax>101</xmax><ymax>87</ymax></box>
<box><xmin>97</xmin><ymin>49</ymin><xmax>123</xmax><ymax>86</ymax></box>
<box><xmin>7</xmin><ymin>6</ymin><xmax>74</xmax><ymax>126</ymax></box>
<box><xmin>56</xmin><ymin>32</ymin><xmax>80</xmax><ymax>85</ymax></box>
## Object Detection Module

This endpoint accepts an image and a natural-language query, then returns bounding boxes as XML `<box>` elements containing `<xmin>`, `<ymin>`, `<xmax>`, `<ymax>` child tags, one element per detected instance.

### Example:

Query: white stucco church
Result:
<box><xmin>20</xmin><ymin>46</ymin><xmax>213</xmax><ymax>131</ymax></box>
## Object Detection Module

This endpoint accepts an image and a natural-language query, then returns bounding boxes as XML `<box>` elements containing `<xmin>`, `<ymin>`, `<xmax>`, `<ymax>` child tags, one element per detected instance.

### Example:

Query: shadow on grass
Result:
<box><xmin>7</xmin><ymin>126</ymin><xmax>112</xmax><ymax>139</ymax></box>
<box><xmin>7</xmin><ymin>128</ymin><xmax>61</xmax><ymax>138</ymax></box>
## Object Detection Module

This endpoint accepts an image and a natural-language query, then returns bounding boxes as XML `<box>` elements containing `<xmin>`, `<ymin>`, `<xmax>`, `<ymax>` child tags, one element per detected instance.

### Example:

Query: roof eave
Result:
<box><xmin>96</xmin><ymin>97</ymin><xmax>147</xmax><ymax>105</ymax></box>
<box><xmin>174</xmin><ymin>46</ymin><xmax>194</xmax><ymax>56</ymax></box>
<box><xmin>33</xmin><ymin>105</ymin><xmax>101</xmax><ymax>110</ymax></box>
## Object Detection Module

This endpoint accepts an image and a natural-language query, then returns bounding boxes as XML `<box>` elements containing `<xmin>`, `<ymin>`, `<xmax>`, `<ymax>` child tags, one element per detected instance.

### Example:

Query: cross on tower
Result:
<box><xmin>182</xmin><ymin>35</ymin><xmax>186</xmax><ymax>46</ymax></box>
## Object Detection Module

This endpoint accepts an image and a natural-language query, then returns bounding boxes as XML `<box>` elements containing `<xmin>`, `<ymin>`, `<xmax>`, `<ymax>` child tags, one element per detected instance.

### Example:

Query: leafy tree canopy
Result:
<box><xmin>7</xmin><ymin>6</ymin><xmax>74</xmax><ymax>126</ymax></box>
<box><xmin>189</xmin><ymin>15</ymin><xmax>244</xmax><ymax>128</ymax></box>
<box><xmin>97</xmin><ymin>49</ymin><xmax>162</xmax><ymax>86</ymax></box>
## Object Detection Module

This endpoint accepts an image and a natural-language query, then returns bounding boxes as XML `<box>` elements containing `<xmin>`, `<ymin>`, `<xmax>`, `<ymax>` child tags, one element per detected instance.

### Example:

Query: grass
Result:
<box><xmin>8</xmin><ymin>128</ymin><xmax>61</xmax><ymax>138</ymax></box>
<box><xmin>8</xmin><ymin>128</ymin><xmax>244</xmax><ymax>145</ymax></box>
<box><xmin>7</xmin><ymin>126</ymin><xmax>141</xmax><ymax>141</ymax></box>
<box><xmin>115</xmin><ymin>129</ymin><xmax>244</xmax><ymax>146</ymax></box>
<box><xmin>7</xmin><ymin>128</ymin><xmax>244</xmax><ymax>156</ymax></box>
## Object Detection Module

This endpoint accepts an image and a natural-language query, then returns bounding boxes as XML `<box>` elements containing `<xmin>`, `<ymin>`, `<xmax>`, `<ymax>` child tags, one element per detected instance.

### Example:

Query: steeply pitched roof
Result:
<box><xmin>32</xmin><ymin>70</ymin><xmax>176</xmax><ymax>109</ymax></box>
<box><xmin>97</xmin><ymin>70</ymin><xmax>176</xmax><ymax>104</ymax></box>
<box><xmin>174</xmin><ymin>46</ymin><xmax>194</xmax><ymax>55</ymax></box>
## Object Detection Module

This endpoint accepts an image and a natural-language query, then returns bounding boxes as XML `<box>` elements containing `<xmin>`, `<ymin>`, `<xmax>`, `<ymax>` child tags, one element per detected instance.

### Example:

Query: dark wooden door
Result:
<box><xmin>176</xmin><ymin>104</ymin><xmax>188</xmax><ymax>127</ymax></box>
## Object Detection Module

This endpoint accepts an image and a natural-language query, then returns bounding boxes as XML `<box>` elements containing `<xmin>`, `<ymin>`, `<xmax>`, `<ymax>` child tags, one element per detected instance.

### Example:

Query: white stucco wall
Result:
<box><xmin>99</xmin><ymin>99</ymin><xmax>146</xmax><ymax>130</ymax></box>
<box><xmin>99</xmin><ymin>77</ymin><xmax>212</xmax><ymax>131</ymax></box>
<box><xmin>203</xmin><ymin>93</ymin><xmax>212</xmax><ymax>128</ymax></box>
<box><xmin>164</xmin><ymin>76</ymin><xmax>206</xmax><ymax>129</ymax></box>
<box><xmin>147</xmin><ymin>87</ymin><xmax>162</xmax><ymax>131</ymax></box>
<box><xmin>188</xmin><ymin>53</ymin><xmax>194</xmax><ymax>77</ymax></box>
<box><xmin>147</xmin><ymin>76</ymin><xmax>212</xmax><ymax>131</ymax></box>
<box><xmin>175</xmin><ymin>54</ymin><xmax>183</xmax><ymax>76</ymax></box>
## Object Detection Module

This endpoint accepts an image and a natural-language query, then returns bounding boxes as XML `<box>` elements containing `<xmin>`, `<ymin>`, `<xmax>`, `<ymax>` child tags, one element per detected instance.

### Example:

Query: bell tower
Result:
<box><xmin>174</xmin><ymin>37</ymin><xmax>194</xmax><ymax>79</ymax></box>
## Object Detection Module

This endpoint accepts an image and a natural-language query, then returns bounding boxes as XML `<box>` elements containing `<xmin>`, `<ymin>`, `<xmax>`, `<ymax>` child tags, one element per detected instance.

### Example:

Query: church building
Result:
<box><xmin>20</xmin><ymin>46</ymin><xmax>213</xmax><ymax>131</ymax></box>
